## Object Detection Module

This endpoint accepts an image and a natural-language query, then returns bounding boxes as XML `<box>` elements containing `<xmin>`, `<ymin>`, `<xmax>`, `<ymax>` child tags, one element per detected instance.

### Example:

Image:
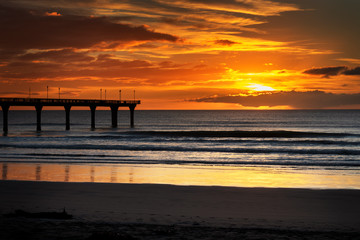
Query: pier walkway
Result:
<box><xmin>0</xmin><ymin>98</ymin><xmax>140</xmax><ymax>133</ymax></box>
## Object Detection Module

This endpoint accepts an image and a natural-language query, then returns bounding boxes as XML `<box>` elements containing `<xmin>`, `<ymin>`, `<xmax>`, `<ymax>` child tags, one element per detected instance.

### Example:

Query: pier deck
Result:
<box><xmin>0</xmin><ymin>98</ymin><xmax>140</xmax><ymax>133</ymax></box>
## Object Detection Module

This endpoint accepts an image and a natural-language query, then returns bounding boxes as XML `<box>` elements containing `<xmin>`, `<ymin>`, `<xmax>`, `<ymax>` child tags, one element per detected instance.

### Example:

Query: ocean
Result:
<box><xmin>1</xmin><ymin>110</ymin><xmax>360</xmax><ymax>189</ymax></box>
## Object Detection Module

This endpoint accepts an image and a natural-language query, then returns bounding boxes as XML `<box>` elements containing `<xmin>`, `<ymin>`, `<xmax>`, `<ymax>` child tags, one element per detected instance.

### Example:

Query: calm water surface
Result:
<box><xmin>1</xmin><ymin>110</ymin><xmax>359</xmax><ymax>189</ymax></box>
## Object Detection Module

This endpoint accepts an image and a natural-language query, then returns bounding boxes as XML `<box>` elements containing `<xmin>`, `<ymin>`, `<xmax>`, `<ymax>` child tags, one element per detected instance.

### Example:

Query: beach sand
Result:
<box><xmin>1</xmin><ymin>181</ymin><xmax>360</xmax><ymax>239</ymax></box>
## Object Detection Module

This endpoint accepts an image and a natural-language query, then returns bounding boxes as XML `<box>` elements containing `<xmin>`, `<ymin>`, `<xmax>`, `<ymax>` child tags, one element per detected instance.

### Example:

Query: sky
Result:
<box><xmin>0</xmin><ymin>0</ymin><xmax>359</xmax><ymax>109</ymax></box>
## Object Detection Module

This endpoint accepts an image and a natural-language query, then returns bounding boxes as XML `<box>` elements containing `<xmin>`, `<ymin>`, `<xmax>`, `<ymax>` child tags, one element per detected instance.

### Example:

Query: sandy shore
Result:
<box><xmin>1</xmin><ymin>181</ymin><xmax>360</xmax><ymax>239</ymax></box>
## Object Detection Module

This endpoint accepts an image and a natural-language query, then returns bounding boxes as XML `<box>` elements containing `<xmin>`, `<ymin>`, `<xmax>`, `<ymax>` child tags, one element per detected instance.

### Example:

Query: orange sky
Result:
<box><xmin>0</xmin><ymin>0</ymin><xmax>360</xmax><ymax>109</ymax></box>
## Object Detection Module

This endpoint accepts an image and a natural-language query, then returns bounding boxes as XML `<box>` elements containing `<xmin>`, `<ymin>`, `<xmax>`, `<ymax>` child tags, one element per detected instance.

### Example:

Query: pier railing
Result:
<box><xmin>0</xmin><ymin>98</ymin><xmax>140</xmax><ymax>106</ymax></box>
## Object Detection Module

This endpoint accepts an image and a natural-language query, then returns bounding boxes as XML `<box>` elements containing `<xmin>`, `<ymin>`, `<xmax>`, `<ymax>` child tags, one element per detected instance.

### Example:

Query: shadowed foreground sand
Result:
<box><xmin>1</xmin><ymin>181</ymin><xmax>360</xmax><ymax>239</ymax></box>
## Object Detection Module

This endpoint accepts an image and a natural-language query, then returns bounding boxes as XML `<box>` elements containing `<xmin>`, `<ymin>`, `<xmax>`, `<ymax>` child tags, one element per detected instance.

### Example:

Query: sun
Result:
<box><xmin>248</xmin><ymin>84</ymin><xmax>275</xmax><ymax>91</ymax></box>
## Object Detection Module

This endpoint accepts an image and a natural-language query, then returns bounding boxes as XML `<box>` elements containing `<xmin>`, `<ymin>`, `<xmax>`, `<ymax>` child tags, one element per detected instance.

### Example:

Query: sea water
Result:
<box><xmin>1</xmin><ymin>110</ymin><xmax>359</xmax><ymax>189</ymax></box>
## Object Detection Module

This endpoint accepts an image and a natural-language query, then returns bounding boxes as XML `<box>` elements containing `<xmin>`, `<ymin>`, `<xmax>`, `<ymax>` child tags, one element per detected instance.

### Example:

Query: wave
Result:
<box><xmin>8</xmin><ymin>123</ymin><xmax>89</xmax><ymax>126</ymax></box>
<box><xmin>1</xmin><ymin>155</ymin><xmax>360</xmax><ymax>167</ymax></box>
<box><xmin>1</xmin><ymin>143</ymin><xmax>360</xmax><ymax>155</ymax></box>
<box><xmin>75</xmin><ymin>135</ymin><xmax>360</xmax><ymax>146</ymax></box>
<box><xmin>6</xmin><ymin>130</ymin><xmax>359</xmax><ymax>142</ymax></box>
<box><xmin>130</xmin><ymin>130</ymin><xmax>357</xmax><ymax>138</ymax></box>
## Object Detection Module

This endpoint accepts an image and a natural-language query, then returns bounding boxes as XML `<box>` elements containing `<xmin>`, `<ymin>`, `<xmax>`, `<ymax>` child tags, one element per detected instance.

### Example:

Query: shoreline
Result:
<box><xmin>1</xmin><ymin>180</ymin><xmax>360</xmax><ymax>234</ymax></box>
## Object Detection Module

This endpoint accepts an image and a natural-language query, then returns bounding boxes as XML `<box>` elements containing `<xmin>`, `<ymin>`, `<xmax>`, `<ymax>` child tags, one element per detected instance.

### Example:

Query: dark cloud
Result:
<box><xmin>0</xmin><ymin>56</ymin><xmax>154</xmax><ymax>79</ymax></box>
<box><xmin>214</xmin><ymin>39</ymin><xmax>238</xmax><ymax>46</ymax></box>
<box><xmin>158</xmin><ymin>61</ymin><xmax>184</xmax><ymax>69</ymax></box>
<box><xmin>159</xmin><ymin>17</ymin><xmax>211</xmax><ymax>29</ymax></box>
<box><xmin>0</xmin><ymin>49</ymin><xmax>25</xmax><ymax>64</ymax></box>
<box><xmin>302</xmin><ymin>66</ymin><xmax>347</xmax><ymax>77</ymax></box>
<box><xmin>0</xmin><ymin>5</ymin><xmax>178</xmax><ymax>50</ymax></box>
<box><xmin>160</xmin><ymin>17</ymin><xmax>183</xmax><ymax>26</ymax></box>
<box><xmin>92</xmin><ymin>58</ymin><xmax>153</xmax><ymax>68</ymax></box>
<box><xmin>3</xmin><ymin>51</ymin><xmax>154</xmax><ymax>75</ymax></box>
<box><xmin>343</xmin><ymin>67</ymin><xmax>360</xmax><ymax>75</ymax></box>
<box><xmin>303</xmin><ymin>66</ymin><xmax>360</xmax><ymax>77</ymax></box>
<box><xmin>0</xmin><ymin>51</ymin><xmax>224</xmax><ymax>83</ymax></box>
<box><xmin>182</xmin><ymin>0</ymin><xmax>251</xmax><ymax>7</ymax></box>
<box><xmin>193</xmin><ymin>91</ymin><xmax>360</xmax><ymax>109</ymax></box>
<box><xmin>17</xmin><ymin>49</ymin><xmax>95</xmax><ymax>63</ymax></box>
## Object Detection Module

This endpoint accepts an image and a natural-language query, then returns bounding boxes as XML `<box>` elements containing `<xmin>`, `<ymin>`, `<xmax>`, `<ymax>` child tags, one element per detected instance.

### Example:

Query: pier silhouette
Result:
<box><xmin>0</xmin><ymin>98</ymin><xmax>140</xmax><ymax>132</ymax></box>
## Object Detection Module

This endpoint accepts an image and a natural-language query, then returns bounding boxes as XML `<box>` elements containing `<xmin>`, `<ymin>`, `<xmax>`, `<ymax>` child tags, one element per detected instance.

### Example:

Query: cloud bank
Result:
<box><xmin>193</xmin><ymin>91</ymin><xmax>360</xmax><ymax>109</ymax></box>
<box><xmin>0</xmin><ymin>5</ymin><xmax>178</xmax><ymax>50</ymax></box>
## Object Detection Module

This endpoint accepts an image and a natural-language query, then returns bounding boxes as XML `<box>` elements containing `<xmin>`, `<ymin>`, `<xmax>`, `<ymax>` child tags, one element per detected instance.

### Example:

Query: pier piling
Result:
<box><xmin>129</xmin><ymin>105</ymin><xmax>135</xmax><ymax>128</ymax></box>
<box><xmin>35</xmin><ymin>105</ymin><xmax>43</xmax><ymax>131</ymax></box>
<box><xmin>64</xmin><ymin>105</ymin><xmax>71</xmax><ymax>130</ymax></box>
<box><xmin>90</xmin><ymin>105</ymin><xmax>96</xmax><ymax>129</ymax></box>
<box><xmin>111</xmin><ymin>105</ymin><xmax>118</xmax><ymax>128</ymax></box>
<box><xmin>1</xmin><ymin>105</ymin><xmax>9</xmax><ymax>133</ymax></box>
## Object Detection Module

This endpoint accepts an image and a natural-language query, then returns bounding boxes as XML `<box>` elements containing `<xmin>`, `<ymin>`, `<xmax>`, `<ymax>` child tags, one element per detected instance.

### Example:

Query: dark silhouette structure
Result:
<box><xmin>0</xmin><ymin>98</ymin><xmax>140</xmax><ymax>133</ymax></box>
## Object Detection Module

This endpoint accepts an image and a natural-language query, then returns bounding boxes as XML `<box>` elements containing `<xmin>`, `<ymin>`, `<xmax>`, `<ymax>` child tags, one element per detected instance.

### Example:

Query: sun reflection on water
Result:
<box><xmin>1</xmin><ymin>163</ymin><xmax>360</xmax><ymax>189</ymax></box>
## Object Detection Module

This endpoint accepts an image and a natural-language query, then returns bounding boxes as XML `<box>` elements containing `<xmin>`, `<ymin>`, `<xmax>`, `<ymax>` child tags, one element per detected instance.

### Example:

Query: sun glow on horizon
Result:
<box><xmin>248</xmin><ymin>84</ymin><xmax>275</xmax><ymax>92</ymax></box>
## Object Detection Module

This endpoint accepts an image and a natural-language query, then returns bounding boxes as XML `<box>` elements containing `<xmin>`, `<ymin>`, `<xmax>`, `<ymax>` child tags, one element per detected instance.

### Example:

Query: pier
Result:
<box><xmin>0</xmin><ymin>98</ymin><xmax>140</xmax><ymax>133</ymax></box>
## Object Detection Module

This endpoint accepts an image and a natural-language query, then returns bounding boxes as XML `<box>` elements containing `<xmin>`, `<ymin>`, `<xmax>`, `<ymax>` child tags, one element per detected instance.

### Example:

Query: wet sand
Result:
<box><xmin>1</xmin><ymin>181</ymin><xmax>360</xmax><ymax>239</ymax></box>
